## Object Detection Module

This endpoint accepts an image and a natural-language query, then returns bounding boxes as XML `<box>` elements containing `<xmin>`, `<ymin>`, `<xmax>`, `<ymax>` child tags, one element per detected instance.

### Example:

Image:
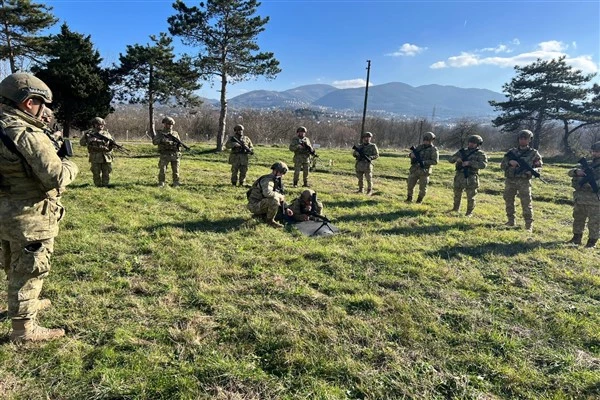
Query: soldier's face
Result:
<box><xmin>518</xmin><ymin>137</ymin><xmax>530</xmax><ymax>147</ymax></box>
<box><xmin>235</xmin><ymin>129</ymin><xmax>243</xmax><ymax>136</ymax></box>
<box><xmin>164</xmin><ymin>122</ymin><xmax>173</xmax><ymax>130</ymax></box>
<box><xmin>467</xmin><ymin>142</ymin><xmax>478</xmax><ymax>149</ymax></box>
<box><xmin>297</xmin><ymin>131</ymin><xmax>306</xmax><ymax>138</ymax></box>
<box><xmin>592</xmin><ymin>150</ymin><xmax>600</xmax><ymax>159</ymax></box>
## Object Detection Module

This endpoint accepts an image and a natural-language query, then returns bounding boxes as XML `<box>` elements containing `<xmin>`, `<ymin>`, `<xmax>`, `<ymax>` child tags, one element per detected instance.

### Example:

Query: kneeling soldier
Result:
<box><xmin>247</xmin><ymin>162</ymin><xmax>293</xmax><ymax>228</ymax></box>
<box><xmin>290</xmin><ymin>189</ymin><xmax>325</xmax><ymax>222</ymax></box>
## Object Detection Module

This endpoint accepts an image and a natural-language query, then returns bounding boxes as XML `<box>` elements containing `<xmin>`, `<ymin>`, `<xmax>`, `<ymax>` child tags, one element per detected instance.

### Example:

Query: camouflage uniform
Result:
<box><xmin>567</xmin><ymin>144</ymin><xmax>600</xmax><ymax>248</ymax></box>
<box><xmin>247</xmin><ymin>164</ymin><xmax>288</xmax><ymax>227</ymax></box>
<box><xmin>289</xmin><ymin>127</ymin><xmax>313</xmax><ymax>187</ymax></box>
<box><xmin>353</xmin><ymin>133</ymin><xmax>380</xmax><ymax>194</ymax></box>
<box><xmin>0</xmin><ymin>73</ymin><xmax>78</xmax><ymax>342</ymax></box>
<box><xmin>407</xmin><ymin>136</ymin><xmax>439</xmax><ymax>203</ymax></box>
<box><xmin>448</xmin><ymin>137</ymin><xmax>488</xmax><ymax>215</ymax></box>
<box><xmin>225</xmin><ymin>125</ymin><xmax>253</xmax><ymax>186</ymax></box>
<box><xmin>500</xmin><ymin>137</ymin><xmax>543</xmax><ymax>230</ymax></box>
<box><xmin>80</xmin><ymin>120</ymin><xmax>113</xmax><ymax>187</ymax></box>
<box><xmin>152</xmin><ymin>122</ymin><xmax>182</xmax><ymax>187</ymax></box>
<box><xmin>290</xmin><ymin>189</ymin><xmax>324</xmax><ymax>222</ymax></box>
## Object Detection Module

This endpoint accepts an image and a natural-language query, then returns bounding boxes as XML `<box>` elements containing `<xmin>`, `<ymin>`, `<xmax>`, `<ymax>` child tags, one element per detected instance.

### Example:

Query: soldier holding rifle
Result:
<box><xmin>225</xmin><ymin>124</ymin><xmax>254</xmax><ymax>187</ymax></box>
<box><xmin>448</xmin><ymin>135</ymin><xmax>488</xmax><ymax>216</ymax></box>
<box><xmin>352</xmin><ymin>131</ymin><xmax>379</xmax><ymax>195</ymax></box>
<box><xmin>406</xmin><ymin>131</ymin><xmax>438</xmax><ymax>203</ymax></box>
<box><xmin>80</xmin><ymin>117</ymin><xmax>120</xmax><ymax>187</ymax></box>
<box><xmin>153</xmin><ymin>116</ymin><xmax>185</xmax><ymax>187</ymax></box>
<box><xmin>289</xmin><ymin>126</ymin><xmax>314</xmax><ymax>187</ymax></box>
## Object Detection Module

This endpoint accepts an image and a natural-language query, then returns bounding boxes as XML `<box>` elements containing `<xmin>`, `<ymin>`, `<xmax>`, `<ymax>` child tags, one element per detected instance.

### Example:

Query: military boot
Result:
<box><xmin>267</xmin><ymin>220</ymin><xmax>284</xmax><ymax>229</ymax></box>
<box><xmin>465</xmin><ymin>209</ymin><xmax>474</xmax><ymax>217</ymax></box>
<box><xmin>405</xmin><ymin>195</ymin><xmax>412</xmax><ymax>203</ymax></box>
<box><xmin>567</xmin><ymin>234</ymin><xmax>583</xmax><ymax>245</ymax></box>
<box><xmin>293</xmin><ymin>181</ymin><xmax>298</xmax><ymax>188</ymax></box>
<box><xmin>416</xmin><ymin>195</ymin><xmax>424</xmax><ymax>204</ymax></box>
<box><xmin>366</xmin><ymin>189</ymin><xmax>373</xmax><ymax>196</ymax></box>
<box><xmin>10</xmin><ymin>319</ymin><xmax>65</xmax><ymax>344</ymax></box>
<box><xmin>231</xmin><ymin>181</ymin><xmax>237</xmax><ymax>186</ymax></box>
<box><xmin>504</xmin><ymin>217</ymin><xmax>515</xmax><ymax>227</ymax></box>
<box><xmin>525</xmin><ymin>220</ymin><xmax>533</xmax><ymax>232</ymax></box>
<box><xmin>585</xmin><ymin>238</ymin><xmax>597</xmax><ymax>248</ymax></box>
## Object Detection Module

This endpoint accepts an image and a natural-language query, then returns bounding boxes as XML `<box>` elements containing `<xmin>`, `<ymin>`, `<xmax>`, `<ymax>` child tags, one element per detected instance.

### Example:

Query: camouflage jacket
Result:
<box><xmin>500</xmin><ymin>146</ymin><xmax>543</xmax><ymax>179</ymax></box>
<box><xmin>247</xmin><ymin>173</ymin><xmax>285</xmax><ymax>204</ymax></box>
<box><xmin>152</xmin><ymin>129</ymin><xmax>182</xmax><ymax>154</ymax></box>
<box><xmin>225</xmin><ymin>134</ymin><xmax>253</xmax><ymax>165</ymax></box>
<box><xmin>0</xmin><ymin>105</ymin><xmax>78</xmax><ymax>242</ymax></box>
<box><xmin>409</xmin><ymin>144</ymin><xmax>438</xmax><ymax>174</ymax></box>
<box><xmin>289</xmin><ymin>197</ymin><xmax>324</xmax><ymax>222</ymax></box>
<box><xmin>353</xmin><ymin>142</ymin><xmax>380</xmax><ymax>169</ymax></box>
<box><xmin>80</xmin><ymin>128</ymin><xmax>114</xmax><ymax>163</ymax></box>
<box><xmin>289</xmin><ymin>136</ymin><xmax>314</xmax><ymax>163</ymax></box>
<box><xmin>568</xmin><ymin>157</ymin><xmax>600</xmax><ymax>203</ymax></box>
<box><xmin>449</xmin><ymin>147</ymin><xmax>488</xmax><ymax>177</ymax></box>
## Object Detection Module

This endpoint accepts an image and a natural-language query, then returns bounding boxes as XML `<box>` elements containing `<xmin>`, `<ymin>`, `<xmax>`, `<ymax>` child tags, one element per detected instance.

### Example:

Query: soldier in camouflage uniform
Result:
<box><xmin>0</xmin><ymin>73</ymin><xmax>78</xmax><ymax>343</ymax></box>
<box><xmin>566</xmin><ymin>141</ymin><xmax>600</xmax><ymax>248</ymax></box>
<box><xmin>247</xmin><ymin>161</ymin><xmax>293</xmax><ymax>228</ymax></box>
<box><xmin>80</xmin><ymin>117</ymin><xmax>114</xmax><ymax>187</ymax></box>
<box><xmin>448</xmin><ymin>135</ymin><xmax>488</xmax><ymax>216</ymax></box>
<box><xmin>353</xmin><ymin>131</ymin><xmax>380</xmax><ymax>195</ymax></box>
<box><xmin>152</xmin><ymin>117</ymin><xmax>182</xmax><ymax>187</ymax></box>
<box><xmin>289</xmin><ymin>126</ymin><xmax>313</xmax><ymax>187</ymax></box>
<box><xmin>290</xmin><ymin>189</ymin><xmax>324</xmax><ymax>222</ymax></box>
<box><xmin>500</xmin><ymin>130</ymin><xmax>543</xmax><ymax>232</ymax></box>
<box><xmin>407</xmin><ymin>131</ymin><xmax>439</xmax><ymax>203</ymax></box>
<box><xmin>225</xmin><ymin>124</ymin><xmax>254</xmax><ymax>186</ymax></box>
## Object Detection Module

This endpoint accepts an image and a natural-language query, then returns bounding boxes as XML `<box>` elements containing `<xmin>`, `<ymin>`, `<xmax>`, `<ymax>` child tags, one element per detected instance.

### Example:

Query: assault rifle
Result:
<box><xmin>300</xmin><ymin>139</ymin><xmax>318</xmax><ymax>158</ymax></box>
<box><xmin>231</xmin><ymin>136</ymin><xmax>253</xmax><ymax>155</ymax></box>
<box><xmin>164</xmin><ymin>132</ymin><xmax>191</xmax><ymax>151</ymax></box>
<box><xmin>274</xmin><ymin>176</ymin><xmax>286</xmax><ymax>195</ymax></box>
<box><xmin>409</xmin><ymin>145</ymin><xmax>425</xmax><ymax>169</ymax></box>
<box><xmin>88</xmin><ymin>131</ymin><xmax>131</xmax><ymax>155</ymax></box>
<box><xmin>505</xmin><ymin>149</ymin><xmax>546</xmax><ymax>183</ymax></box>
<box><xmin>578</xmin><ymin>157</ymin><xmax>600</xmax><ymax>199</ymax></box>
<box><xmin>352</xmin><ymin>144</ymin><xmax>373</xmax><ymax>164</ymax></box>
<box><xmin>44</xmin><ymin>128</ymin><xmax>73</xmax><ymax>158</ymax></box>
<box><xmin>457</xmin><ymin>148</ymin><xmax>478</xmax><ymax>179</ymax></box>
<box><xmin>309</xmin><ymin>192</ymin><xmax>330</xmax><ymax>222</ymax></box>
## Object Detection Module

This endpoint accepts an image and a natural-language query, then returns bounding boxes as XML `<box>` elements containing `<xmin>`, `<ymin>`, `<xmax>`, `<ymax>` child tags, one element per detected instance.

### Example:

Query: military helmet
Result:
<box><xmin>92</xmin><ymin>117</ymin><xmax>105</xmax><ymax>126</ymax></box>
<box><xmin>468</xmin><ymin>135</ymin><xmax>484</xmax><ymax>145</ymax></box>
<box><xmin>518</xmin><ymin>129</ymin><xmax>533</xmax><ymax>140</ymax></box>
<box><xmin>0</xmin><ymin>72</ymin><xmax>52</xmax><ymax>104</ymax></box>
<box><xmin>362</xmin><ymin>131</ymin><xmax>373</xmax><ymax>138</ymax></box>
<box><xmin>423</xmin><ymin>131</ymin><xmax>436</xmax><ymax>141</ymax></box>
<box><xmin>300</xmin><ymin>189</ymin><xmax>315</xmax><ymax>201</ymax></box>
<box><xmin>592</xmin><ymin>141</ymin><xmax>600</xmax><ymax>151</ymax></box>
<box><xmin>271</xmin><ymin>161</ymin><xmax>289</xmax><ymax>174</ymax></box>
<box><xmin>162</xmin><ymin>116</ymin><xmax>175</xmax><ymax>125</ymax></box>
<box><xmin>234</xmin><ymin>124</ymin><xmax>244</xmax><ymax>132</ymax></box>
<box><xmin>296</xmin><ymin>126</ymin><xmax>307</xmax><ymax>133</ymax></box>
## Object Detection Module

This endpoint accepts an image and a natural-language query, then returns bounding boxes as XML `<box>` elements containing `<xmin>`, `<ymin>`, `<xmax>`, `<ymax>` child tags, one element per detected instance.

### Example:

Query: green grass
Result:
<box><xmin>1</xmin><ymin>143</ymin><xmax>599</xmax><ymax>399</ymax></box>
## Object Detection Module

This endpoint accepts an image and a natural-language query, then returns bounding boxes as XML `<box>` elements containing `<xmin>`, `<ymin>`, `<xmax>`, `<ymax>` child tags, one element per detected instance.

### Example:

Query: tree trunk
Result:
<box><xmin>561</xmin><ymin>120</ymin><xmax>575</xmax><ymax>157</ymax></box>
<box><xmin>216</xmin><ymin>73</ymin><xmax>227</xmax><ymax>152</ymax></box>
<box><xmin>532</xmin><ymin>114</ymin><xmax>543</xmax><ymax>150</ymax></box>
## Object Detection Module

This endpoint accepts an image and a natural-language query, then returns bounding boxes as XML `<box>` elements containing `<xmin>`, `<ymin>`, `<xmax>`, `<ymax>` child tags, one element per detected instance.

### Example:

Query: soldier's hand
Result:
<box><xmin>462</xmin><ymin>161</ymin><xmax>470</xmax><ymax>167</ymax></box>
<box><xmin>576</xmin><ymin>169</ymin><xmax>586</xmax><ymax>177</ymax></box>
<box><xmin>409</xmin><ymin>152</ymin><xmax>415</xmax><ymax>159</ymax></box>
<box><xmin>509</xmin><ymin>160</ymin><xmax>520</xmax><ymax>167</ymax></box>
<box><xmin>286</xmin><ymin>208</ymin><xmax>294</xmax><ymax>217</ymax></box>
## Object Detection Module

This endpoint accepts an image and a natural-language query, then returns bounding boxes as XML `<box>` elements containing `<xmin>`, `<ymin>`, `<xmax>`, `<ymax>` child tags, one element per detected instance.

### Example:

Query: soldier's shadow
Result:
<box><xmin>379</xmin><ymin>221</ymin><xmax>480</xmax><ymax>236</ymax></box>
<box><xmin>335</xmin><ymin>209</ymin><xmax>423</xmax><ymax>223</ymax></box>
<box><xmin>145</xmin><ymin>217</ymin><xmax>247</xmax><ymax>233</ymax></box>
<box><xmin>427</xmin><ymin>240</ymin><xmax>563</xmax><ymax>259</ymax></box>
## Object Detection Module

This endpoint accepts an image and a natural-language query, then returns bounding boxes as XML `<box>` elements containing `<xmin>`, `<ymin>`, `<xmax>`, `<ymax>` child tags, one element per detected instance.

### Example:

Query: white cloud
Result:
<box><xmin>331</xmin><ymin>79</ymin><xmax>372</xmax><ymax>89</ymax></box>
<box><xmin>385</xmin><ymin>43</ymin><xmax>427</xmax><ymax>57</ymax></box>
<box><xmin>480</xmin><ymin>44</ymin><xmax>511</xmax><ymax>53</ymax></box>
<box><xmin>429</xmin><ymin>40</ymin><xmax>598</xmax><ymax>74</ymax></box>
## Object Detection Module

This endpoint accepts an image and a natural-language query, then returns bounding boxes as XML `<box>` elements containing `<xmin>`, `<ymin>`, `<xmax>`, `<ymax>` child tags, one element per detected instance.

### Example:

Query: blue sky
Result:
<box><xmin>43</xmin><ymin>0</ymin><xmax>599</xmax><ymax>100</ymax></box>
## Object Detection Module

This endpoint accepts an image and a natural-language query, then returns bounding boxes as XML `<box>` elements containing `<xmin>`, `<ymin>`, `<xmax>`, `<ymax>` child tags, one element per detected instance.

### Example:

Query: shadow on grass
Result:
<box><xmin>145</xmin><ymin>217</ymin><xmax>247</xmax><ymax>233</ymax></box>
<box><xmin>379</xmin><ymin>221</ymin><xmax>480</xmax><ymax>236</ymax></box>
<box><xmin>335</xmin><ymin>209</ymin><xmax>424</xmax><ymax>223</ymax></box>
<box><xmin>427</xmin><ymin>240</ymin><xmax>563</xmax><ymax>259</ymax></box>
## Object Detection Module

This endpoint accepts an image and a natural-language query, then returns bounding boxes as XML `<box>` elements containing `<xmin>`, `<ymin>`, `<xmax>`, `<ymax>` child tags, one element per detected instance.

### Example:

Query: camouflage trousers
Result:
<box><xmin>247</xmin><ymin>198</ymin><xmax>280</xmax><ymax>222</ymax></box>
<box><xmin>158</xmin><ymin>154</ymin><xmax>180</xmax><ymax>184</ymax></box>
<box><xmin>572</xmin><ymin>201</ymin><xmax>600</xmax><ymax>239</ymax></box>
<box><xmin>90</xmin><ymin>162</ymin><xmax>112</xmax><ymax>187</ymax></box>
<box><xmin>2</xmin><ymin>237</ymin><xmax>53</xmax><ymax>320</ymax></box>
<box><xmin>503</xmin><ymin>178</ymin><xmax>533</xmax><ymax>222</ymax></box>
<box><xmin>407</xmin><ymin>168</ymin><xmax>430</xmax><ymax>199</ymax></box>
<box><xmin>356</xmin><ymin>164</ymin><xmax>374</xmax><ymax>192</ymax></box>
<box><xmin>231</xmin><ymin>163</ymin><xmax>249</xmax><ymax>185</ymax></box>
<box><xmin>293</xmin><ymin>161</ymin><xmax>310</xmax><ymax>185</ymax></box>
<box><xmin>453</xmin><ymin>174</ymin><xmax>480</xmax><ymax>213</ymax></box>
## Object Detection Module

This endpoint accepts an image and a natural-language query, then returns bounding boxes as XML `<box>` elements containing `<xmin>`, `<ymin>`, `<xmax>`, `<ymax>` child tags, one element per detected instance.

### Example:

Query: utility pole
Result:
<box><xmin>360</xmin><ymin>60</ymin><xmax>371</xmax><ymax>137</ymax></box>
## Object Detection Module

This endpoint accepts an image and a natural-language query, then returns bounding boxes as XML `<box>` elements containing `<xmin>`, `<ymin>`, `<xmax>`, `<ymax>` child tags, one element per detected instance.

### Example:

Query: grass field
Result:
<box><xmin>1</xmin><ymin>142</ymin><xmax>598</xmax><ymax>399</ymax></box>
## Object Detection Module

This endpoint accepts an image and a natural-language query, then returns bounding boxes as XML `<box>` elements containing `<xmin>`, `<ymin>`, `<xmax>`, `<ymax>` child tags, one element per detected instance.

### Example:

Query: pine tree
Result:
<box><xmin>0</xmin><ymin>0</ymin><xmax>57</xmax><ymax>73</ymax></box>
<box><xmin>489</xmin><ymin>56</ymin><xmax>600</xmax><ymax>155</ymax></box>
<box><xmin>32</xmin><ymin>23</ymin><xmax>113</xmax><ymax>137</ymax></box>
<box><xmin>168</xmin><ymin>0</ymin><xmax>281</xmax><ymax>151</ymax></box>
<box><xmin>114</xmin><ymin>32</ymin><xmax>201</xmax><ymax>136</ymax></box>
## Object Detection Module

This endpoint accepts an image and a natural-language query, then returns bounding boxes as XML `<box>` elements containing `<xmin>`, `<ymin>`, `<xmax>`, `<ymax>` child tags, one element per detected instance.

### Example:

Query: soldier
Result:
<box><xmin>290</xmin><ymin>189</ymin><xmax>324</xmax><ymax>222</ymax></box>
<box><xmin>407</xmin><ymin>131</ymin><xmax>439</xmax><ymax>203</ymax></box>
<box><xmin>80</xmin><ymin>117</ymin><xmax>114</xmax><ymax>187</ymax></box>
<box><xmin>0</xmin><ymin>72</ymin><xmax>78</xmax><ymax>343</ymax></box>
<box><xmin>152</xmin><ymin>116</ymin><xmax>182</xmax><ymax>187</ymax></box>
<box><xmin>566</xmin><ymin>141</ymin><xmax>600</xmax><ymax>248</ymax></box>
<box><xmin>500</xmin><ymin>129</ymin><xmax>543</xmax><ymax>232</ymax></box>
<box><xmin>448</xmin><ymin>135</ymin><xmax>488</xmax><ymax>216</ymax></box>
<box><xmin>289</xmin><ymin>126</ymin><xmax>314</xmax><ymax>187</ymax></box>
<box><xmin>352</xmin><ymin>131</ymin><xmax>380</xmax><ymax>195</ymax></box>
<box><xmin>247</xmin><ymin>161</ymin><xmax>293</xmax><ymax>228</ymax></box>
<box><xmin>225</xmin><ymin>124</ymin><xmax>254</xmax><ymax>186</ymax></box>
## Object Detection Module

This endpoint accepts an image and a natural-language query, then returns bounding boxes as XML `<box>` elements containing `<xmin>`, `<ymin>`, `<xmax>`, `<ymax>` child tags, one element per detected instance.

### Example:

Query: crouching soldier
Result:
<box><xmin>448</xmin><ymin>135</ymin><xmax>488</xmax><ymax>216</ymax></box>
<box><xmin>567</xmin><ymin>141</ymin><xmax>600</xmax><ymax>248</ymax></box>
<box><xmin>247</xmin><ymin>162</ymin><xmax>293</xmax><ymax>228</ymax></box>
<box><xmin>290</xmin><ymin>189</ymin><xmax>325</xmax><ymax>222</ymax></box>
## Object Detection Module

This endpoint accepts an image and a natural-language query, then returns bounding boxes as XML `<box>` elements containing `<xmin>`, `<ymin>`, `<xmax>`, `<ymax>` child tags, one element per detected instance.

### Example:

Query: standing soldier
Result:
<box><xmin>352</xmin><ymin>131</ymin><xmax>379</xmax><ymax>195</ymax></box>
<box><xmin>247</xmin><ymin>161</ymin><xmax>293</xmax><ymax>228</ymax></box>
<box><xmin>448</xmin><ymin>135</ymin><xmax>488</xmax><ymax>216</ymax></box>
<box><xmin>80</xmin><ymin>117</ymin><xmax>114</xmax><ymax>187</ymax></box>
<box><xmin>407</xmin><ymin>131</ymin><xmax>439</xmax><ymax>203</ymax></box>
<box><xmin>0</xmin><ymin>72</ymin><xmax>78</xmax><ymax>342</ymax></box>
<box><xmin>225</xmin><ymin>124</ymin><xmax>254</xmax><ymax>187</ymax></box>
<box><xmin>152</xmin><ymin>116</ymin><xmax>182</xmax><ymax>187</ymax></box>
<box><xmin>289</xmin><ymin>126</ymin><xmax>314</xmax><ymax>187</ymax></box>
<box><xmin>566</xmin><ymin>141</ymin><xmax>600</xmax><ymax>248</ymax></box>
<box><xmin>500</xmin><ymin>129</ymin><xmax>543</xmax><ymax>232</ymax></box>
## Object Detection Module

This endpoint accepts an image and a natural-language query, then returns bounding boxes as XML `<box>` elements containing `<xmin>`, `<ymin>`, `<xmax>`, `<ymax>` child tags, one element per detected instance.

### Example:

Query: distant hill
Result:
<box><xmin>227</xmin><ymin>82</ymin><xmax>506</xmax><ymax>119</ymax></box>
